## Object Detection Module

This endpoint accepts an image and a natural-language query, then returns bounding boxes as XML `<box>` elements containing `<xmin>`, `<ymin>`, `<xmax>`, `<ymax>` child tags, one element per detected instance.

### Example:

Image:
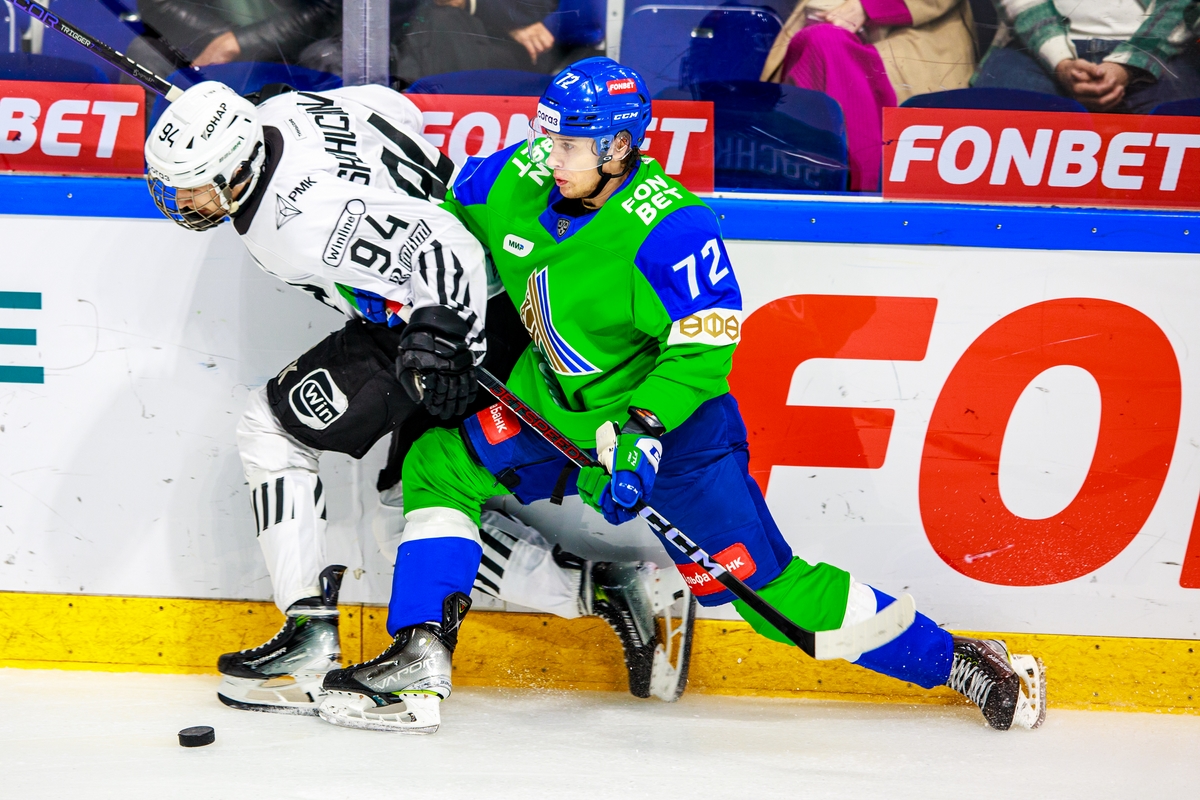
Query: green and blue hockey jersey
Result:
<box><xmin>443</xmin><ymin>144</ymin><xmax>742</xmax><ymax>445</ymax></box>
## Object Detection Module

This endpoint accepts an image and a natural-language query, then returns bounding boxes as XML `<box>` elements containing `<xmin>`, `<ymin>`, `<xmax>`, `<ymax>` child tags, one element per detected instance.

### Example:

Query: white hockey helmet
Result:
<box><xmin>144</xmin><ymin>81</ymin><xmax>266</xmax><ymax>231</ymax></box>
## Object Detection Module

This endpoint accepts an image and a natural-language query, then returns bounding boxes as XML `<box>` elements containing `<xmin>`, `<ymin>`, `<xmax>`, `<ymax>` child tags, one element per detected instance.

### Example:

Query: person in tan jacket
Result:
<box><xmin>761</xmin><ymin>0</ymin><xmax>976</xmax><ymax>190</ymax></box>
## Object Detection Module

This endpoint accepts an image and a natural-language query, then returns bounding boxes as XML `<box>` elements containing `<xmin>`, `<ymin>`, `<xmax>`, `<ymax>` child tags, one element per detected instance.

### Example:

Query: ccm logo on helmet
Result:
<box><xmin>606</xmin><ymin>79</ymin><xmax>638</xmax><ymax>95</ymax></box>
<box><xmin>535</xmin><ymin>103</ymin><xmax>561</xmax><ymax>133</ymax></box>
<box><xmin>613</xmin><ymin>111</ymin><xmax>639</xmax><ymax>122</ymax></box>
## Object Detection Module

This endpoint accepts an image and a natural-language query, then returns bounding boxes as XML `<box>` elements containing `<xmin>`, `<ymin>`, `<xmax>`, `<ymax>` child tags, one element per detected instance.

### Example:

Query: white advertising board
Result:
<box><xmin>0</xmin><ymin>215</ymin><xmax>1197</xmax><ymax>638</ymax></box>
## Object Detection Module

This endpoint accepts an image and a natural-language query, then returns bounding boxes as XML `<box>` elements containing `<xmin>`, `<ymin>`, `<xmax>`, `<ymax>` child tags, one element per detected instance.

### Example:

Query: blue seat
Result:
<box><xmin>660</xmin><ymin>80</ymin><xmax>848</xmax><ymax>192</ymax></box>
<box><xmin>902</xmin><ymin>87</ymin><xmax>1088</xmax><ymax>114</ymax></box>
<box><xmin>0</xmin><ymin>51</ymin><xmax>109</xmax><ymax>83</ymax></box>
<box><xmin>40</xmin><ymin>0</ymin><xmax>142</xmax><ymax>83</ymax></box>
<box><xmin>545</xmin><ymin>0</ymin><xmax>605</xmax><ymax>48</ymax></box>
<box><xmin>621</xmin><ymin>3</ymin><xmax>783</xmax><ymax>97</ymax></box>
<box><xmin>1149</xmin><ymin>97</ymin><xmax>1200</xmax><ymax>116</ymax></box>
<box><xmin>149</xmin><ymin>62</ymin><xmax>342</xmax><ymax>128</ymax></box>
<box><xmin>406</xmin><ymin>69</ymin><xmax>552</xmax><ymax>96</ymax></box>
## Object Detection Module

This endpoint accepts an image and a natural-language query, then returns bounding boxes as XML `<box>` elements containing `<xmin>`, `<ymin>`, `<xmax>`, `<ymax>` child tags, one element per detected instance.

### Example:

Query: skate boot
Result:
<box><xmin>217</xmin><ymin>565</ymin><xmax>346</xmax><ymax>715</ymax></box>
<box><xmin>948</xmin><ymin>636</ymin><xmax>1046</xmax><ymax>730</ymax></box>
<box><xmin>580</xmin><ymin>556</ymin><xmax>697</xmax><ymax>702</ymax></box>
<box><xmin>318</xmin><ymin>592</ymin><xmax>471</xmax><ymax>734</ymax></box>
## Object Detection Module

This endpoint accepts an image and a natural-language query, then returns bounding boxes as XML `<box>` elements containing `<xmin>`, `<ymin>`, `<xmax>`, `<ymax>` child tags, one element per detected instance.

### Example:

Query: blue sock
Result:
<box><xmin>387</xmin><ymin>537</ymin><xmax>481</xmax><ymax>636</ymax></box>
<box><xmin>853</xmin><ymin>588</ymin><xmax>953</xmax><ymax>689</ymax></box>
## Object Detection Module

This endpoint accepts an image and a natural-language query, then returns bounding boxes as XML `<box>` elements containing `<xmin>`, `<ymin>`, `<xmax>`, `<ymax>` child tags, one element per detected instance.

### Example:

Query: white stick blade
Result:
<box><xmin>812</xmin><ymin>593</ymin><xmax>917</xmax><ymax>661</ymax></box>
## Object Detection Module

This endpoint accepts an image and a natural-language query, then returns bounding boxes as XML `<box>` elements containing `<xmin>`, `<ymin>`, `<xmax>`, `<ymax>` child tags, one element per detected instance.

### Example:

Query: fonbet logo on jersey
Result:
<box><xmin>322</xmin><ymin>199</ymin><xmax>366</xmax><ymax>266</ymax></box>
<box><xmin>503</xmin><ymin>234</ymin><xmax>535</xmax><ymax>257</ymax></box>
<box><xmin>289</xmin><ymin>368</ymin><xmax>349</xmax><ymax>430</ymax></box>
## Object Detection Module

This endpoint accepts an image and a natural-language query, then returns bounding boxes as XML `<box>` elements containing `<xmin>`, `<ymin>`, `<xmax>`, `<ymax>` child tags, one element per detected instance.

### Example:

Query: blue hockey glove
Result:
<box><xmin>577</xmin><ymin>463</ymin><xmax>638</xmax><ymax>526</ymax></box>
<box><xmin>584</xmin><ymin>409</ymin><xmax>664</xmax><ymax>520</ymax></box>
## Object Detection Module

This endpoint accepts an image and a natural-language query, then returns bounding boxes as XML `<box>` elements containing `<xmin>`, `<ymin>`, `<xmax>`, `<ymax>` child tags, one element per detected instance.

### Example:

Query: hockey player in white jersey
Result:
<box><xmin>144</xmin><ymin>80</ymin><xmax>695</xmax><ymax>713</ymax></box>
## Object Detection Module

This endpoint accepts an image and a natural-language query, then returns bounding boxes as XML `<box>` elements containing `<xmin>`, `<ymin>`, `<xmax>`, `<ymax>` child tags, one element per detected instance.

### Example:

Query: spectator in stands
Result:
<box><xmin>761</xmin><ymin>0</ymin><xmax>976</xmax><ymax>192</ymax></box>
<box><xmin>126</xmin><ymin>0</ymin><xmax>340</xmax><ymax>80</ymax></box>
<box><xmin>974</xmin><ymin>0</ymin><xmax>1200</xmax><ymax>113</ymax></box>
<box><xmin>142</xmin><ymin>0</ymin><xmax>340</xmax><ymax>66</ymax></box>
<box><xmin>388</xmin><ymin>0</ymin><xmax>564</xmax><ymax>84</ymax></box>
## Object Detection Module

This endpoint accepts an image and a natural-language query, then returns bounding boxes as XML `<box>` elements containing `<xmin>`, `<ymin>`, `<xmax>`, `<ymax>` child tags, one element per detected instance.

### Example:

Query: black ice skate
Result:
<box><xmin>317</xmin><ymin>592</ymin><xmax>471</xmax><ymax>734</ymax></box>
<box><xmin>580</xmin><ymin>556</ymin><xmax>696</xmax><ymax>702</ymax></box>
<box><xmin>216</xmin><ymin>565</ymin><xmax>345</xmax><ymax>715</ymax></box>
<box><xmin>948</xmin><ymin>636</ymin><xmax>1046</xmax><ymax>730</ymax></box>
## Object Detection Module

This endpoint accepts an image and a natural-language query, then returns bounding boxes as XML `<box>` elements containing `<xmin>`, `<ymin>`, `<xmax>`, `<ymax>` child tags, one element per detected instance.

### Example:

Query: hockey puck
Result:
<box><xmin>178</xmin><ymin>726</ymin><xmax>215</xmax><ymax>747</ymax></box>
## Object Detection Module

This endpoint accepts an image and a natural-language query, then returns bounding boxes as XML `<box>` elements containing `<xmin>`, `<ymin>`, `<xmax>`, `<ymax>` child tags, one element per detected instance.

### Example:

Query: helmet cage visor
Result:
<box><xmin>148</xmin><ymin>177</ymin><xmax>230</xmax><ymax>232</ymax></box>
<box><xmin>527</xmin><ymin>120</ymin><xmax>618</xmax><ymax>172</ymax></box>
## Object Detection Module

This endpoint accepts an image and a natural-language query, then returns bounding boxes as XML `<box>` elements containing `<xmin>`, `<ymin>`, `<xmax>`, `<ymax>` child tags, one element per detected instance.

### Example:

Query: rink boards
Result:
<box><xmin>0</xmin><ymin>178</ymin><xmax>1198</xmax><ymax>708</ymax></box>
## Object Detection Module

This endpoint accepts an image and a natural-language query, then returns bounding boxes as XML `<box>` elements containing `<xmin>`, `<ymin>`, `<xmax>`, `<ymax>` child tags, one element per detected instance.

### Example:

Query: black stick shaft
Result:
<box><xmin>476</xmin><ymin>367</ymin><xmax>819</xmax><ymax>657</ymax></box>
<box><xmin>12</xmin><ymin>1</ymin><xmax>183</xmax><ymax>100</ymax></box>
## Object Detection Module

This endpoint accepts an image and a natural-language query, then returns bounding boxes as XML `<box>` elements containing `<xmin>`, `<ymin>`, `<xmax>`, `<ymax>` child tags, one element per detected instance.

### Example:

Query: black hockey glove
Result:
<box><xmin>397</xmin><ymin>306</ymin><xmax>477</xmax><ymax>420</ymax></box>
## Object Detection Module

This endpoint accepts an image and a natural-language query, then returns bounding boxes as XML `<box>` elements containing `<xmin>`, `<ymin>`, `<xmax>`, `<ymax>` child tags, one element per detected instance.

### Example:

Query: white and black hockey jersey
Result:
<box><xmin>231</xmin><ymin>84</ymin><xmax>490</xmax><ymax>359</ymax></box>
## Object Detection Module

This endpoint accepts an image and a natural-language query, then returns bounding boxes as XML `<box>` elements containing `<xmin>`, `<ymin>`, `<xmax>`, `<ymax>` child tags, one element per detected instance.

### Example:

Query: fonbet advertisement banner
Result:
<box><xmin>0</xmin><ymin>80</ymin><xmax>144</xmax><ymax>175</ymax></box>
<box><xmin>882</xmin><ymin>107</ymin><xmax>1200</xmax><ymax>209</ymax></box>
<box><xmin>406</xmin><ymin>94</ymin><xmax>715</xmax><ymax>193</ymax></box>
<box><xmin>0</xmin><ymin>215</ymin><xmax>1198</xmax><ymax>638</ymax></box>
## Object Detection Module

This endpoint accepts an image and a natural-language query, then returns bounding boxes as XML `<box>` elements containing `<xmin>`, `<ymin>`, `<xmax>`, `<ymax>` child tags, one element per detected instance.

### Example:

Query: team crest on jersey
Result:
<box><xmin>519</xmin><ymin>268</ymin><xmax>599</xmax><ymax>376</ymax></box>
<box><xmin>275</xmin><ymin>194</ymin><xmax>302</xmax><ymax>228</ymax></box>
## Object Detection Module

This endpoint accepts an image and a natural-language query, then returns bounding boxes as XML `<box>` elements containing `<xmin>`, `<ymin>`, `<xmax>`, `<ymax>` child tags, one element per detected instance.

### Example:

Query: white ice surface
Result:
<box><xmin>2</xmin><ymin>668</ymin><xmax>1196</xmax><ymax>799</ymax></box>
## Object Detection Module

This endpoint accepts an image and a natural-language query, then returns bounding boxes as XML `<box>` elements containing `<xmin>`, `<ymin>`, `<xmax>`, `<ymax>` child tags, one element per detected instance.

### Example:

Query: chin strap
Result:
<box><xmin>585</xmin><ymin>156</ymin><xmax>632</xmax><ymax>201</ymax></box>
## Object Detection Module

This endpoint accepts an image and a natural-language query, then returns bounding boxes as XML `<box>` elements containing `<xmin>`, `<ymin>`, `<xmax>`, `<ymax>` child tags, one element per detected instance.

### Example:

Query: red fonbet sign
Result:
<box><xmin>407</xmin><ymin>94</ymin><xmax>715</xmax><ymax>193</ymax></box>
<box><xmin>882</xmin><ymin>107</ymin><xmax>1200</xmax><ymax>208</ymax></box>
<box><xmin>0</xmin><ymin>80</ymin><xmax>144</xmax><ymax>176</ymax></box>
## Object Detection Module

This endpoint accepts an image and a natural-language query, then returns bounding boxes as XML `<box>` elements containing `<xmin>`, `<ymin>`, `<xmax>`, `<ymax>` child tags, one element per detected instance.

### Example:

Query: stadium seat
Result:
<box><xmin>149</xmin><ymin>62</ymin><xmax>342</xmax><ymax>128</ymax></box>
<box><xmin>621</xmin><ymin>3</ymin><xmax>783</xmax><ymax>97</ymax></box>
<box><xmin>0</xmin><ymin>51</ymin><xmax>109</xmax><ymax>83</ymax></box>
<box><xmin>1148</xmin><ymin>97</ymin><xmax>1200</xmax><ymax>116</ymax></box>
<box><xmin>902</xmin><ymin>87</ymin><xmax>1088</xmax><ymax>113</ymax></box>
<box><xmin>39</xmin><ymin>0</ymin><xmax>142</xmax><ymax>84</ymax></box>
<box><xmin>660</xmin><ymin>79</ymin><xmax>849</xmax><ymax>192</ymax></box>
<box><xmin>406</xmin><ymin>69</ymin><xmax>553</xmax><ymax>96</ymax></box>
<box><xmin>544</xmin><ymin>0</ymin><xmax>606</xmax><ymax>48</ymax></box>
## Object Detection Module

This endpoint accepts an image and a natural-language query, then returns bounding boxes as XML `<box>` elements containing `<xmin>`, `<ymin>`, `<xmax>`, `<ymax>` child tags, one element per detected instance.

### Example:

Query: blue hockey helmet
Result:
<box><xmin>528</xmin><ymin>57</ymin><xmax>652</xmax><ymax>171</ymax></box>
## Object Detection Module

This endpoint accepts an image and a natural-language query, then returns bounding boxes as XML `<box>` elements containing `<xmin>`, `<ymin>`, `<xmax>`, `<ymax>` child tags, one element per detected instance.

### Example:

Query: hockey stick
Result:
<box><xmin>476</xmin><ymin>367</ymin><xmax>917</xmax><ymax>661</ymax></box>
<box><xmin>11</xmin><ymin>0</ymin><xmax>184</xmax><ymax>100</ymax></box>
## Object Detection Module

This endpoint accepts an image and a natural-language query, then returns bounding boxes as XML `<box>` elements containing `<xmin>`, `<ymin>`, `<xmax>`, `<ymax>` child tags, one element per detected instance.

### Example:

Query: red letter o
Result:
<box><xmin>920</xmin><ymin>299</ymin><xmax>1180</xmax><ymax>586</ymax></box>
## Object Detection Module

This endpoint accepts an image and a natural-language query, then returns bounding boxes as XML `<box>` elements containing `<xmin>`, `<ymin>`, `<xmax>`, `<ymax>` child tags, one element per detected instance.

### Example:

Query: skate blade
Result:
<box><xmin>317</xmin><ymin>691</ymin><xmax>441</xmax><ymax>734</ymax></box>
<box><xmin>1009</xmin><ymin>654</ymin><xmax>1047</xmax><ymax>730</ymax></box>
<box><xmin>649</xmin><ymin>592</ymin><xmax>697</xmax><ymax>702</ymax></box>
<box><xmin>217</xmin><ymin>674</ymin><xmax>326</xmax><ymax>716</ymax></box>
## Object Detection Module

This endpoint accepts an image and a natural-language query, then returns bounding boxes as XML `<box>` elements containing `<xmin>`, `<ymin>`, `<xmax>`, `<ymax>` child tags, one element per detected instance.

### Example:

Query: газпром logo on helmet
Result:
<box><xmin>519</xmin><ymin>268</ymin><xmax>599</xmax><ymax>376</ymax></box>
<box><xmin>606</xmin><ymin>79</ymin><xmax>637</xmax><ymax>95</ymax></box>
<box><xmin>535</xmin><ymin>103</ymin><xmax>561</xmax><ymax>133</ymax></box>
<box><xmin>322</xmin><ymin>199</ymin><xmax>365</xmax><ymax>266</ymax></box>
<box><xmin>289</xmin><ymin>368</ymin><xmax>349</xmax><ymax>430</ymax></box>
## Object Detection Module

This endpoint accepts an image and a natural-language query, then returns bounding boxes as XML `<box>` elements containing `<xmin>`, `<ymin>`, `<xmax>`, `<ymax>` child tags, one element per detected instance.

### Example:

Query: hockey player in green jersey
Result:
<box><xmin>316</xmin><ymin>58</ymin><xmax>1047</xmax><ymax>735</ymax></box>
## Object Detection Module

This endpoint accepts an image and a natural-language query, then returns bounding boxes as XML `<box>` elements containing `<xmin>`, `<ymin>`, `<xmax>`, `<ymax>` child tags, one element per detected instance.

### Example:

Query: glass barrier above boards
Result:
<box><xmin>3</xmin><ymin>0</ymin><xmax>1200</xmax><ymax>206</ymax></box>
